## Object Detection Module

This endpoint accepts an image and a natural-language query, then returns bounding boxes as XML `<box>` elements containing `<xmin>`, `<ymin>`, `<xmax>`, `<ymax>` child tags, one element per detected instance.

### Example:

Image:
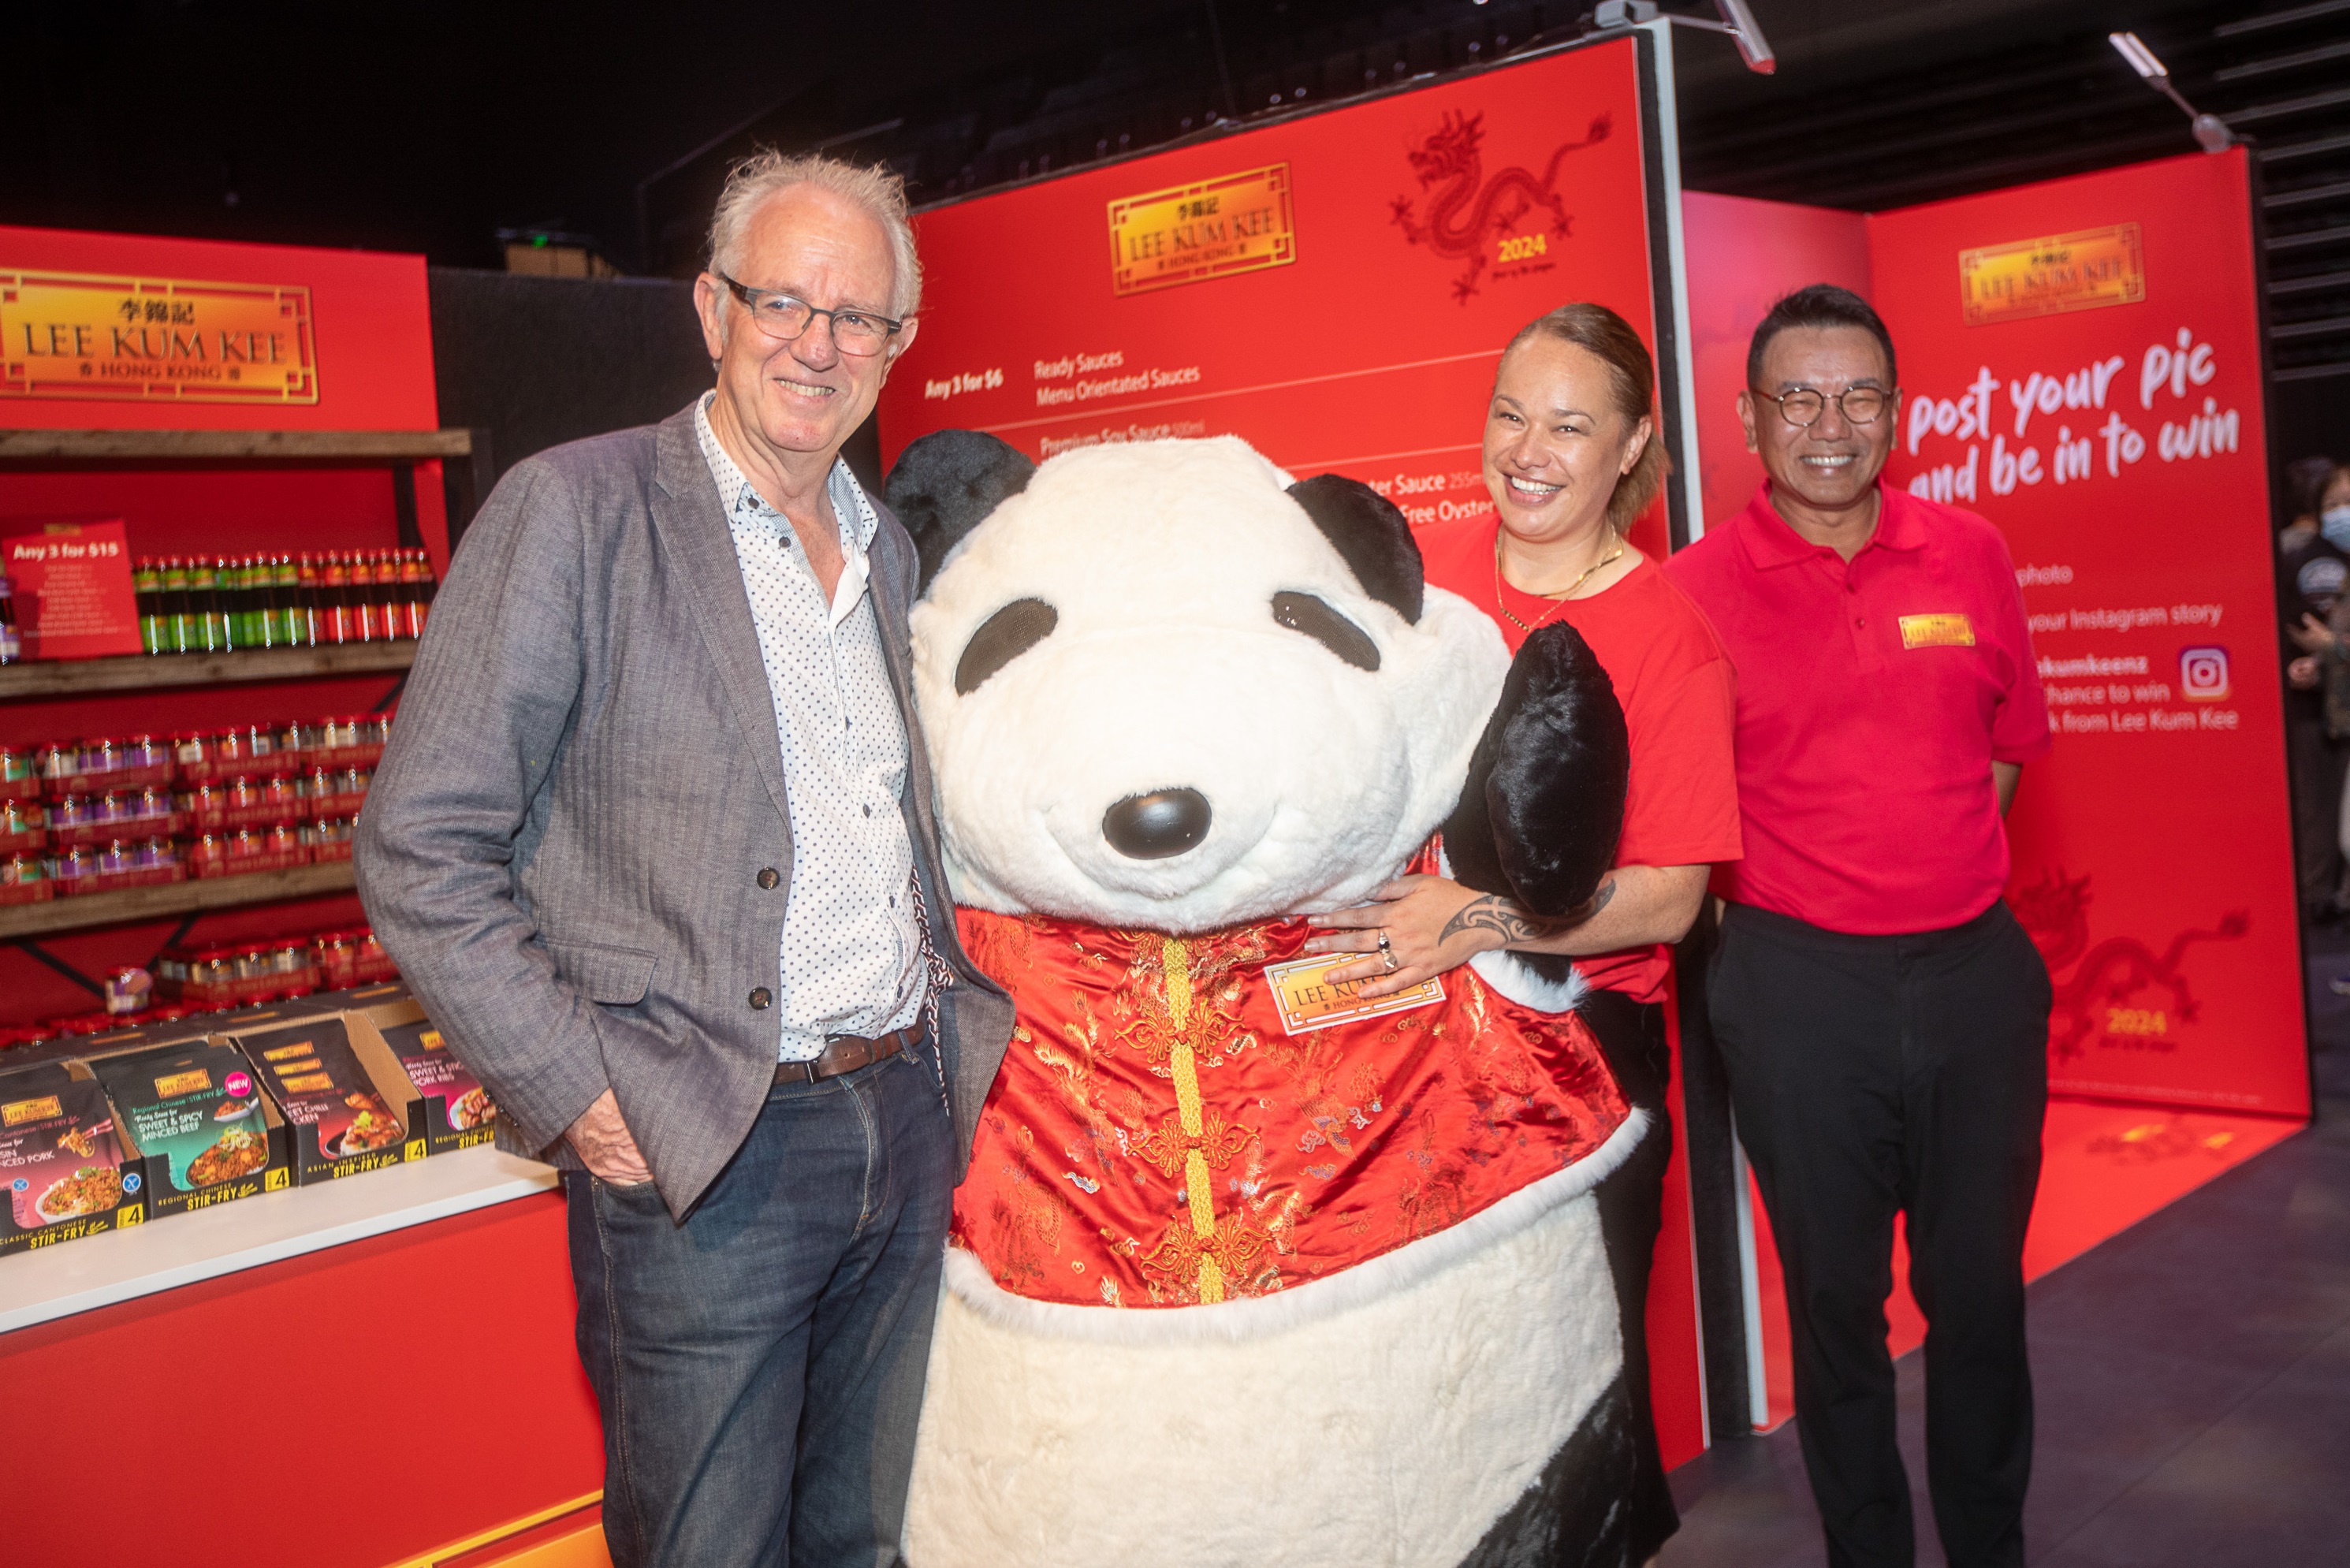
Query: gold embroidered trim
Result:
<box><xmin>1160</xmin><ymin>936</ymin><xmax>1227</xmax><ymax>1302</ymax></box>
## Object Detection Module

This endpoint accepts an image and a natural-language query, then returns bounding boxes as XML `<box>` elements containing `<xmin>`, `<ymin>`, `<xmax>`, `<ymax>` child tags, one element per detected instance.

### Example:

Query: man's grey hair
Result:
<box><xmin>708</xmin><ymin>150</ymin><xmax>922</xmax><ymax>321</ymax></box>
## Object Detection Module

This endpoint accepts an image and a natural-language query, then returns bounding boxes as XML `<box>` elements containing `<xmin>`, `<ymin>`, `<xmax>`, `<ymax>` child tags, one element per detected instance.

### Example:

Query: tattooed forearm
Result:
<box><xmin>1438</xmin><ymin>877</ymin><xmax>1616</xmax><ymax>948</ymax></box>
<box><xmin>1439</xmin><ymin>895</ymin><xmax>1547</xmax><ymax>946</ymax></box>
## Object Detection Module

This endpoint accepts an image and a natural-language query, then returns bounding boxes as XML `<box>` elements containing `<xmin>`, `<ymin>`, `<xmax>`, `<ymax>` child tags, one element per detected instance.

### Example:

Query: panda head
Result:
<box><xmin>890</xmin><ymin>432</ymin><xmax>1510</xmax><ymax>934</ymax></box>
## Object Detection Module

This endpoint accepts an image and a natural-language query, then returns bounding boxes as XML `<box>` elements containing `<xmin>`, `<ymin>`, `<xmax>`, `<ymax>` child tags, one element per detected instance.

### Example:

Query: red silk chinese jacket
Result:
<box><xmin>951</xmin><ymin>864</ymin><xmax>1630</xmax><ymax>1309</ymax></box>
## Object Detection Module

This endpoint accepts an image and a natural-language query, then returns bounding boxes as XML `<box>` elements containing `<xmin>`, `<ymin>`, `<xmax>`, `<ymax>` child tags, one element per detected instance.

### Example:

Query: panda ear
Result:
<box><xmin>1286</xmin><ymin>474</ymin><xmax>1425</xmax><ymax>624</ymax></box>
<box><xmin>1442</xmin><ymin>622</ymin><xmax>1629</xmax><ymax>918</ymax></box>
<box><xmin>884</xmin><ymin>430</ymin><xmax>1036</xmax><ymax>592</ymax></box>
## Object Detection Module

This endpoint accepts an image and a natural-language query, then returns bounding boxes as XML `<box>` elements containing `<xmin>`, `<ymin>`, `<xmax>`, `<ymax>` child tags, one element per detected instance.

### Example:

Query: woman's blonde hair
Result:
<box><xmin>1503</xmin><ymin>302</ymin><xmax>1670</xmax><ymax>532</ymax></box>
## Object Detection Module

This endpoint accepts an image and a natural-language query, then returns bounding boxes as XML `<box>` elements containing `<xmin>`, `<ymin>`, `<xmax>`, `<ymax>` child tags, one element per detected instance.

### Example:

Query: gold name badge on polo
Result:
<box><xmin>1899</xmin><ymin>613</ymin><xmax>1976</xmax><ymax>650</ymax></box>
<box><xmin>1263</xmin><ymin>954</ymin><xmax>1443</xmax><ymax>1036</ymax></box>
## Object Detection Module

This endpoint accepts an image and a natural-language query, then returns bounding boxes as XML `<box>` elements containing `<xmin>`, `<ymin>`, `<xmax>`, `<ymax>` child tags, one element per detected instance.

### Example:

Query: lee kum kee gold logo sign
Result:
<box><xmin>2</xmin><ymin>269</ymin><xmax>319</xmax><ymax>403</ymax></box>
<box><xmin>1959</xmin><ymin>225</ymin><xmax>2144</xmax><ymax>326</ymax></box>
<box><xmin>2</xmin><ymin>1096</ymin><xmax>61</xmax><ymax>1127</ymax></box>
<box><xmin>1107</xmin><ymin>164</ymin><xmax>1297</xmax><ymax>297</ymax></box>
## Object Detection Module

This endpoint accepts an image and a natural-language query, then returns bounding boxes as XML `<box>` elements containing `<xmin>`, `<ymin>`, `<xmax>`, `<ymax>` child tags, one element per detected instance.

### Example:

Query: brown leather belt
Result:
<box><xmin>775</xmin><ymin>1024</ymin><xmax>923</xmax><ymax>1086</ymax></box>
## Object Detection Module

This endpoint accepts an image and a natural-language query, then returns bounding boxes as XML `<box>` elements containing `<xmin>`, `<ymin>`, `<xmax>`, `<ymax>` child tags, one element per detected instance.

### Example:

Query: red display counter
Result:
<box><xmin>0</xmin><ymin>1149</ymin><xmax>605</xmax><ymax>1566</ymax></box>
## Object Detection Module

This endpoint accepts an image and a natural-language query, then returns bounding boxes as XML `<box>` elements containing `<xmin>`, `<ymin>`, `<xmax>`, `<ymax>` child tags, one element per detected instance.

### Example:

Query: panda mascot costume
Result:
<box><xmin>884</xmin><ymin>429</ymin><xmax>1648</xmax><ymax>1568</ymax></box>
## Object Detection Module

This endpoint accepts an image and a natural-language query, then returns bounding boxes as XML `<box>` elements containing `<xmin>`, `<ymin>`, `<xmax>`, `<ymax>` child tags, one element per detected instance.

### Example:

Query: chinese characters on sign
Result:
<box><xmin>1</xmin><ymin>270</ymin><xmax>319</xmax><ymax>403</ymax></box>
<box><xmin>1959</xmin><ymin>224</ymin><xmax>2145</xmax><ymax>326</ymax></box>
<box><xmin>1106</xmin><ymin>165</ymin><xmax>1297</xmax><ymax>297</ymax></box>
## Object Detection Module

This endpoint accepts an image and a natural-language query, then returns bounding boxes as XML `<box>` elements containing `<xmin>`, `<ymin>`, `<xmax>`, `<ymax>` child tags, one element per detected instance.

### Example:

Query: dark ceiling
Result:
<box><xmin>0</xmin><ymin>0</ymin><xmax>2242</xmax><ymax>272</ymax></box>
<box><xmin>7</xmin><ymin>0</ymin><xmax>2342</xmax><ymax>450</ymax></box>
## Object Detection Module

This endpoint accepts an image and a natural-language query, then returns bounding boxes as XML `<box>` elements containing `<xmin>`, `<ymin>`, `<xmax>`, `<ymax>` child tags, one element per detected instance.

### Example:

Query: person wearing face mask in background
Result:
<box><xmin>2278</xmin><ymin>456</ymin><xmax>2348</xmax><ymax>922</ymax></box>
<box><xmin>2277</xmin><ymin>453</ymin><xmax>2335</xmax><ymax>557</ymax></box>
<box><xmin>2282</xmin><ymin>466</ymin><xmax>2350</xmax><ymax>940</ymax></box>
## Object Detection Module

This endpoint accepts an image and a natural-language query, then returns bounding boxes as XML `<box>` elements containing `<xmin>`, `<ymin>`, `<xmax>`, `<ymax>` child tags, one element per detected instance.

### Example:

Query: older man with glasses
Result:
<box><xmin>356</xmin><ymin>152</ymin><xmax>1011</xmax><ymax>1568</ymax></box>
<box><xmin>1664</xmin><ymin>285</ymin><xmax>2053</xmax><ymax>1568</ymax></box>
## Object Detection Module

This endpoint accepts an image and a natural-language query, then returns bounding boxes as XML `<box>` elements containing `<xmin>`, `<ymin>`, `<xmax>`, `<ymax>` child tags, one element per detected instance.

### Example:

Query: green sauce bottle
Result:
<box><xmin>273</xmin><ymin>554</ymin><xmax>304</xmax><ymax>646</ymax></box>
<box><xmin>161</xmin><ymin>556</ymin><xmax>193</xmax><ymax>654</ymax></box>
<box><xmin>188</xmin><ymin>557</ymin><xmax>224</xmax><ymax>654</ymax></box>
<box><xmin>134</xmin><ymin>557</ymin><xmax>166</xmax><ymax>655</ymax></box>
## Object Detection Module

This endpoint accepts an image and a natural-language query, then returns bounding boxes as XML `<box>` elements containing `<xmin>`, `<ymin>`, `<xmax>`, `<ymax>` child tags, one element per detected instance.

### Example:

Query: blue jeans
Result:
<box><xmin>564</xmin><ymin>1051</ymin><xmax>954</xmax><ymax>1568</ymax></box>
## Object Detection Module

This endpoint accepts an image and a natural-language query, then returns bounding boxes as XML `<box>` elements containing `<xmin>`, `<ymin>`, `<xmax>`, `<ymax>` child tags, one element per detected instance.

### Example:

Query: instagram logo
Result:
<box><xmin>2180</xmin><ymin>646</ymin><xmax>2230</xmax><ymax>702</ymax></box>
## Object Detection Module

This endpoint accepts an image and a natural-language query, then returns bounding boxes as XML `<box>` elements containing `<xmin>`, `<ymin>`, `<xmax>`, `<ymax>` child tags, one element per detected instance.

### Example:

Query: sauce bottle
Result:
<box><xmin>133</xmin><ymin>557</ymin><xmax>167</xmax><ymax>655</ymax></box>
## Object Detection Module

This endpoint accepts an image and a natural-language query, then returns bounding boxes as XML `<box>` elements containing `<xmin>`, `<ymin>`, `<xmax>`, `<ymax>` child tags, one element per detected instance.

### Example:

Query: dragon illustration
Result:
<box><xmin>2009</xmin><ymin>867</ymin><xmax>2248</xmax><ymax>1063</ymax></box>
<box><xmin>1390</xmin><ymin>110</ymin><xmax>1613</xmax><ymax>302</ymax></box>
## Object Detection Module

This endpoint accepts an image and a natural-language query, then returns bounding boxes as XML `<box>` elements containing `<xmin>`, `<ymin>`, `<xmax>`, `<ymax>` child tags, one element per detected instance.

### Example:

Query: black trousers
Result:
<box><xmin>1708</xmin><ymin>901</ymin><xmax>2050</xmax><ymax>1568</ymax></box>
<box><xmin>2285</xmin><ymin>712</ymin><xmax>2346</xmax><ymax>912</ymax></box>
<box><xmin>1580</xmin><ymin>985</ymin><xmax>1680</xmax><ymax>1564</ymax></box>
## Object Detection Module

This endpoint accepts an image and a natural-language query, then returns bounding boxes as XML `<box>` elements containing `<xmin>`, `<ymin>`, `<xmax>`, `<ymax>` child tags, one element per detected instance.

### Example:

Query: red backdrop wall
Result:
<box><xmin>1679</xmin><ymin>192</ymin><xmax>1870</xmax><ymax>538</ymax></box>
<box><xmin>880</xmin><ymin>35</ymin><xmax>1676</xmax><ymax>557</ymax></box>
<box><xmin>1868</xmin><ymin>151</ymin><xmax>2305</xmax><ymax>1117</ymax></box>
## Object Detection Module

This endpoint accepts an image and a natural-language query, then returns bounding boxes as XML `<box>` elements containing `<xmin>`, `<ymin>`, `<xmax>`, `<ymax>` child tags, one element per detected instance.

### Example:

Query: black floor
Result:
<box><xmin>1663</xmin><ymin>930</ymin><xmax>2350</xmax><ymax>1567</ymax></box>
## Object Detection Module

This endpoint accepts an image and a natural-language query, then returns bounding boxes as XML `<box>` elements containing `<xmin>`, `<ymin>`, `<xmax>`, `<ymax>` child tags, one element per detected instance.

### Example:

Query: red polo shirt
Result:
<box><xmin>1661</xmin><ymin>482</ymin><xmax>2050</xmax><ymax>936</ymax></box>
<box><xmin>1421</xmin><ymin>520</ymin><xmax>1742</xmax><ymax>1002</ymax></box>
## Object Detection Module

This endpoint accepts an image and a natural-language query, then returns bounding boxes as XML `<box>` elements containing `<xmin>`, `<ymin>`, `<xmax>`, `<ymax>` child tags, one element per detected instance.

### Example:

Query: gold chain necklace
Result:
<box><xmin>1492</xmin><ymin>531</ymin><xmax>1625</xmax><ymax>633</ymax></box>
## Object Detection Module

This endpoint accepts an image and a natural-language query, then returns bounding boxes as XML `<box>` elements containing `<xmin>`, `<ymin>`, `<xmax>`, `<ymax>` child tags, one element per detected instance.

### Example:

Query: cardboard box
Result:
<box><xmin>88</xmin><ymin>1042</ymin><xmax>290</xmax><ymax>1220</ymax></box>
<box><xmin>0</xmin><ymin>1060</ymin><xmax>146</xmax><ymax>1255</ymax></box>
<box><xmin>225</xmin><ymin>1013</ymin><xmax>426</xmax><ymax>1183</ymax></box>
<box><xmin>369</xmin><ymin>1000</ymin><xmax>497</xmax><ymax>1155</ymax></box>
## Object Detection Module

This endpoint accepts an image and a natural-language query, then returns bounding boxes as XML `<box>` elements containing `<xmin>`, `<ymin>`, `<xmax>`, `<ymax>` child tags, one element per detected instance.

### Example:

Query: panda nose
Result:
<box><xmin>1102</xmin><ymin>788</ymin><xmax>1212</xmax><ymax>860</ymax></box>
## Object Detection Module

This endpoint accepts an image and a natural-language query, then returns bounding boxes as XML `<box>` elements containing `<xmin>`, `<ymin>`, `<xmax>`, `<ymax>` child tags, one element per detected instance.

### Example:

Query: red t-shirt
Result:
<box><xmin>1661</xmin><ymin>482</ymin><xmax>2051</xmax><ymax>935</ymax></box>
<box><xmin>1419</xmin><ymin>518</ymin><xmax>1743</xmax><ymax>1003</ymax></box>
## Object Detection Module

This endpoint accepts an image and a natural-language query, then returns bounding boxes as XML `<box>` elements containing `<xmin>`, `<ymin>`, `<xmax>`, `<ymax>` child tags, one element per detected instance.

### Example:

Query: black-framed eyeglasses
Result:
<box><xmin>1751</xmin><ymin>385</ymin><xmax>1895</xmax><ymax>428</ymax></box>
<box><xmin>717</xmin><ymin>273</ymin><xmax>906</xmax><ymax>356</ymax></box>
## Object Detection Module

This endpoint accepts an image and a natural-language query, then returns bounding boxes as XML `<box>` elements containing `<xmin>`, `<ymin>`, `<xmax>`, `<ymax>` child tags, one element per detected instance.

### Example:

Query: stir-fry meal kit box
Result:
<box><xmin>89</xmin><ymin>1042</ymin><xmax>290</xmax><ymax>1219</ymax></box>
<box><xmin>369</xmin><ymin>999</ymin><xmax>498</xmax><ymax>1155</ymax></box>
<box><xmin>0</xmin><ymin>1060</ymin><xmax>143</xmax><ymax>1254</ymax></box>
<box><xmin>225</xmin><ymin>1013</ymin><xmax>426</xmax><ymax>1183</ymax></box>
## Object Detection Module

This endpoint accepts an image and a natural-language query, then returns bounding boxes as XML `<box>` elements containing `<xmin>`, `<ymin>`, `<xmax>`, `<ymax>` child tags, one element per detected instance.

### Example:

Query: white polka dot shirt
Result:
<box><xmin>697</xmin><ymin>393</ymin><xmax>926</xmax><ymax>1061</ymax></box>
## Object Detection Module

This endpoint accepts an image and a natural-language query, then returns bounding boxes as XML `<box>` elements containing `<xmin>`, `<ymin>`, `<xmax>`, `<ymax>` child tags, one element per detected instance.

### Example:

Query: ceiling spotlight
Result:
<box><xmin>2108</xmin><ymin>32</ymin><xmax>2233</xmax><ymax>152</ymax></box>
<box><xmin>2109</xmin><ymin>30</ymin><xmax>2167</xmax><ymax>78</ymax></box>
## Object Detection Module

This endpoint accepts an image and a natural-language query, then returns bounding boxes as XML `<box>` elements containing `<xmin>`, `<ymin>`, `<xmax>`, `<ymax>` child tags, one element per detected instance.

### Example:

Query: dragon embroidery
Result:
<box><xmin>1391</xmin><ymin>110</ymin><xmax>1613</xmax><ymax>302</ymax></box>
<box><xmin>2010</xmin><ymin>867</ymin><xmax>2248</xmax><ymax>1063</ymax></box>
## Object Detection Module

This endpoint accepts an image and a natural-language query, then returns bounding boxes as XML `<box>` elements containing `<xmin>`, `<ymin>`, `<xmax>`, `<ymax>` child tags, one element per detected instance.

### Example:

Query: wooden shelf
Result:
<box><xmin>0</xmin><ymin>429</ymin><xmax>472</xmax><ymax>462</ymax></box>
<box><xmin>0</xmin><ymin>861</ymin><xmax>358</xmax><ymax>940</ymax></box>
<box><xmin>0</xmin><ymin>641</ymin><xmax>414</xmax><ymax>700</ymax></box>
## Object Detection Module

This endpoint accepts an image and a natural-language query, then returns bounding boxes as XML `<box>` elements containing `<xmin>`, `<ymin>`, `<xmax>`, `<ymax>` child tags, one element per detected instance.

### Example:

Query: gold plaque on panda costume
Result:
<box><xmin>1107</xmin><ymin>164</ymin><xmax>1297</xmax><ymax>297</ymax></box>
<box><xmin>1264</xmin><ymin>954</ymin><xmax>1443</xmax><ymax>1035</ymax></box>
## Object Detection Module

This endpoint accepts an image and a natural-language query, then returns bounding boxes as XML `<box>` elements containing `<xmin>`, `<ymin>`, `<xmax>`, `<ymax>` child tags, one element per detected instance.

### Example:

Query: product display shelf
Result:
<box><xmin>1</xmin><ymin>425</ymin><xmax>470</xmax><ymax>969</ymax></box>
<box><xmin>0</xmin><ymin>639</ymin><xmax>414</xmax><ymax>699</ymax></box>
<box><xmin>0</xmin><ymin>1142</ymin><xmax>557</xmax><ymax>1334</ymax></box>
<box><xmin>0</xmin><ymin>861</ymin><xmax>356</xmax><ymax>940</ymax></box>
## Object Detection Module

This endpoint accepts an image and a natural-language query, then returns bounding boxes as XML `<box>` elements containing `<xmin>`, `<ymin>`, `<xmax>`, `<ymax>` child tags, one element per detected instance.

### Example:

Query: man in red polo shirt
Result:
<box><xmin>1664</xmin><ymin>285</ymin><xmax>2051</xmax><ymax>1568</ymax></box>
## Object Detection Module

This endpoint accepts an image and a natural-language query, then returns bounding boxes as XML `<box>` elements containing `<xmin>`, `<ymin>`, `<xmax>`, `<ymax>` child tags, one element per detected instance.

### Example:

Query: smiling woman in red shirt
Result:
<box><xmin>1308</xmin><ymin>301</ymin><xmax>1741</xmax><ymax>1567</ymax></box>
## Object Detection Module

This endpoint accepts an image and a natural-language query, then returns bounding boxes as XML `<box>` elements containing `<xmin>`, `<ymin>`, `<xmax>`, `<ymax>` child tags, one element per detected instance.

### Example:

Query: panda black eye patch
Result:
<box><xmin>955</xmin><ymin>598</ymin><xmax>1060</xmax><ymax>695</ymax></box>
<box><xmin>1272</xmin><ymin>592</ymin><xmax>1380</xmax><ymax>672</ymax></box>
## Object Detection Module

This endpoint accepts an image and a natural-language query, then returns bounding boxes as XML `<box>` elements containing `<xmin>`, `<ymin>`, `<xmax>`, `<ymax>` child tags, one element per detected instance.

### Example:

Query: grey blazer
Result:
<box><xmin>353</xmin><ymin>400</ymin><xmax>1013</xmax><ymax>1218</ymax></box>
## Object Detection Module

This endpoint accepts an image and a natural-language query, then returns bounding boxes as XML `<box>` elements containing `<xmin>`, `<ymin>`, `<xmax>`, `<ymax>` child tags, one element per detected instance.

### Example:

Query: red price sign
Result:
<box><xmin>2</xmin><ymin>519</ymin><xmax>142</xmax><ymax>659</ymax></box>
